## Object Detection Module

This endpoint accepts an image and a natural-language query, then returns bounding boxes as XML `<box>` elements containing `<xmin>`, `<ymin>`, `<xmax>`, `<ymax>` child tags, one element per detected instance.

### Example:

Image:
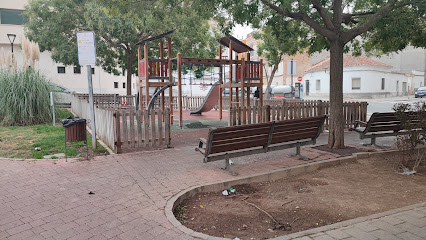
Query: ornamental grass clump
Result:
<box><xmin>0</xmin><ymin>69</ymin><xmax>52</xmax><ymax>126</ymax></box>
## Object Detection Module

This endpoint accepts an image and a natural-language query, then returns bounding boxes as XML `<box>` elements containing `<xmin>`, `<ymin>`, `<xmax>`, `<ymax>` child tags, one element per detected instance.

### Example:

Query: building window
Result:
<box><xmin>114</xmin><ymin>82</ymin><xmax>118</xmax><ymax>88</ymax></box>
<box><xmin>352</xmin><ymin>78</ymin><xmax>361</xmax><ymax>90</ymax></box>
<box><xmin>74</xmin><ymin>66</ymin><xmax>81</xmax><ymax>74</ymax></box>
<box><xmin>0</xmin><ymin>9</ymin><xmax>26</xmax><ymax>25</ymax></box>
<box><xmin>91</xmin><ymin>68</ymin><xmax>95</xmax><ymax>74</ymax></box>
<box><xmin>57</xmin><ymin>66</ymin><xmax>66</xmax><ymax>74</ymax></box>
<box><xmin>122</xmin><ymin>83</ymin><xmax>126</xmax><ymax>89</ymax></box>
<box><xmin>316</xmin><ymin>79</ymin><xmax>321</xmax><ymax>91</ymax></box>
<box><xmin>381</xmin><ymin>78</ymin><xmax>385</xmax><ymax>90</ymax></box>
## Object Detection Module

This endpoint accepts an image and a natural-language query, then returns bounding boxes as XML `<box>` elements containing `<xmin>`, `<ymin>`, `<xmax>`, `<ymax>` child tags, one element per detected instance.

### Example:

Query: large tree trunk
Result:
<box><xmin>265</xmin><ymin>63</ymin><xmax>279</xmax><ymax>99</ymax></box>
<box><xmin>328</xmin><ymin>39</ymin><xmax>345</xmax><ymax>149</ymax></box>
<box><xmin>126</xmin><ymin>50</ymin><xmax>133</xmax><ymax>96</ymax></box>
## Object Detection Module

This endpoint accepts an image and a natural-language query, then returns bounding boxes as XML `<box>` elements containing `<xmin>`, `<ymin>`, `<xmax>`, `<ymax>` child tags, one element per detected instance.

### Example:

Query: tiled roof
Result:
<box><xmin>305</xmin><ymin>55</ymin><xmax>392</xmax><ymax>72</ymax></box>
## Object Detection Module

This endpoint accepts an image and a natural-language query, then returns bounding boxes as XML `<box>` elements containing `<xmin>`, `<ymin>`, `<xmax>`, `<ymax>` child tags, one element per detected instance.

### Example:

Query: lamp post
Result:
<box><xmin>7</xmin><ymin>34</ymin><xmax>16</xmax><ymax>66</ymax></box>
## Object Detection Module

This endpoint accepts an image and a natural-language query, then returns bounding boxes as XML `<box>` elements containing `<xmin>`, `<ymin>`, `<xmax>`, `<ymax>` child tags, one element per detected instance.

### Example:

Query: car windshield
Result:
<box><xmin>418</xmin><ymin>87</ymin><xmax>426</xmax><ymax>91</ymax></box>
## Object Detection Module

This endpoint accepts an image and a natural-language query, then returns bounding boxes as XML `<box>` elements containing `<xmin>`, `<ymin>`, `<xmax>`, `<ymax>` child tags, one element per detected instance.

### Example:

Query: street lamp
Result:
<box><xmin>7</xmin><ymin>34</ymin><xmax>16</xmax><ymax>65</ymax></box>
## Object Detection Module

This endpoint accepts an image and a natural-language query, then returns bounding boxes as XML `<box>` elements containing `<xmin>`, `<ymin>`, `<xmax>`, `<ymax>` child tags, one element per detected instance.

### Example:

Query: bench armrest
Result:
<box><xmin>195</xmin><ymin>147</ymin><xmax>206</xmax><ymax>155</ymax></box>
<box><xmin>195</xmin><ymin>138</ymin><xmax>208</xmax><ymax>156</ymax></box>
<box><xmin>351</xmin><ymin>120</ymin><xmax>367</xmax><ymax>129</ymax></box>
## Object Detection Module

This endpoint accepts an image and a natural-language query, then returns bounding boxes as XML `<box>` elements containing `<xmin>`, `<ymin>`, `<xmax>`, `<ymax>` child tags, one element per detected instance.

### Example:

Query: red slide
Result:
<box><xmin>190</xmin><ymin>81</ymin><xmax>223</xmax><ymax>115</ymax></box>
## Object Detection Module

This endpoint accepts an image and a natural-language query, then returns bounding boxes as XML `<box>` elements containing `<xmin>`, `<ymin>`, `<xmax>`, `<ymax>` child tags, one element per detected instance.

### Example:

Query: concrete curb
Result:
<box><xmin>165</xmin><ymin>149</ymin><xmax>413</xmax><ymax>240</ymax></box>
<box><xmin>271</xmin><ymin>201</ymin><xmax>426</xmax><ymax>240</ymax></box>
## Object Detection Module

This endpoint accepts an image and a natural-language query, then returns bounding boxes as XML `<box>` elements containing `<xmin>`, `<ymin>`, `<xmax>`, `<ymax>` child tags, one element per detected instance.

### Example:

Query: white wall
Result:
<box><xmin>303</xmin><ymin>65</ymin><xmax>424</xmax><ymax>98</ymax></box>
<box><xmin>0</xmin><ymin>18</ymin><xmax>135</xmax><ymax>95</ymax></box>
<box><xmin>303</xmin><ymin>70</ymin><xmax>329</xmax><ymax>97</ymax></box>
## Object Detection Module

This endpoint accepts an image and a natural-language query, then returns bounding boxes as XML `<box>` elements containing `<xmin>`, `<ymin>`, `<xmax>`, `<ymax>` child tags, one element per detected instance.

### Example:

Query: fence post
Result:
<box><xmin>165</xmin><ymin>108</ymin><xmax>171</xmax><ymax>147</ymax></box>
<box><xmin>318</xmin><ymin>100</ymin><xmax>323</xmax><ymax>116</ymax></box>
<box><xmin>265</xmin><ymin>105</ymin><xmax>271</xmax><ymax>122</ymax></box>
<box><xmin>115</xmin><ymin>110</ymin><xmax>122</xmax><ymax>153</ymax></box>
<box><xmin>228</xmin><ymin>107</ymin><xmax>233</xmax><ymax>126</ymax></box>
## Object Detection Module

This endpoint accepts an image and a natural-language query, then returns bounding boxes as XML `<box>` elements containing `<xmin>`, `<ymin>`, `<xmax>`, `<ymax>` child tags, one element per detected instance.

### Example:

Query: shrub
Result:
<box><xmin>0</xmin><ymin>69</ymin><xmax>52</xmax><ymax>126</ymax></box>
<box><xmin>392</xmin><ymin>102</ymin><xmax>426</xmax><ymax>173</ymax></box>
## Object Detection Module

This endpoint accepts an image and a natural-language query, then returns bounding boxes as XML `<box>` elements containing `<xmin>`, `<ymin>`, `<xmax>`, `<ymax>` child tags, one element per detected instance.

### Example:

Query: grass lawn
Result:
<box><xmin>0</xmin><ymin>109</ymin><xmax>108</xmax><ymax>159</ymax></box>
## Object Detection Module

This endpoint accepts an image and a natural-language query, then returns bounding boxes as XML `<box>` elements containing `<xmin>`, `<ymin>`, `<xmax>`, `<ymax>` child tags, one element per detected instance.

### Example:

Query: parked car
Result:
<box><xmin>415</xmin><ymin>86</ymin><xmax>426</xmax><ymax>98</ymax></box>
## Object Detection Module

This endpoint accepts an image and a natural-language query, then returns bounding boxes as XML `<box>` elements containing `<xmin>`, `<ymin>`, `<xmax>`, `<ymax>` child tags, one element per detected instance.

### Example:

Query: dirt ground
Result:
<box><xmin>175</xmin><ymin>152</ymin><xmax>426</xmax><ymax>240</ymax></box>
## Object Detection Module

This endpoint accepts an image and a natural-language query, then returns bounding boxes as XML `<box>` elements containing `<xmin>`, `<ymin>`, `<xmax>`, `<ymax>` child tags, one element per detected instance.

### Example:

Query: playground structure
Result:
<box><xmin>136</xmin><ymin>32</ymin><xmax>264</xmax><ymax>127</ymax></box>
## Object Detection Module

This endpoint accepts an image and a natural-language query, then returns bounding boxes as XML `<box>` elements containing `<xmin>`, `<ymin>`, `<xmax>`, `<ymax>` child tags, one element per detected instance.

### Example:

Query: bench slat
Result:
<box><xmin>273</xmin><ymin>119</ymin><xmax>322</xmax><ymax>132</ymax></box>
<box><xmin>212</xmin><ymin>122</ymin><xmax>272</xmax><ymax>133</ymax></box>
<box><xmin>271</xmin><ymin>129</ymin><xmax>319</xmax><ymax>145</ymax></box>
<box><xmin>210</xmin><ymin>138</ymin><xmax>267</xmax><ymax>154</ymax></box>
<box><xmin>212</xmin><ymin>126</ymin><xmax>271</xmax><ymax>141</ymax></box>
<box><xmin>212</xmin><ymin>133</ymin><xmax>270</xmax><ymax>146</ymax></box>
<box><xmin>273</xmin><ymin>126</ymin><xmax>319</xmax><ymax>137</ymax></box>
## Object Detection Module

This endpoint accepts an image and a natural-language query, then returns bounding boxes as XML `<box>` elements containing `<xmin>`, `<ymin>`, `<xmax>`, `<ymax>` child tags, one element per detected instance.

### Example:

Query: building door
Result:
<box><xmin>306</xmin><ymin>80</ymin><xmax>310</xmax><ymax>96</ymax></box>
<box><xmin>402</xmin><ymin>82</ymin><xmax>407</xmax><ymax>96</ymax></box>
<box><xmin>396</xmin><ymin>81</ymin><xmax>399</xmax><ymax>96</ymax></box>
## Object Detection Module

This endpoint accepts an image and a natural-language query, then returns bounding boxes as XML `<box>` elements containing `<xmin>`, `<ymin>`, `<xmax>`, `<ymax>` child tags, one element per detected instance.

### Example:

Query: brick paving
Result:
<box><xmin>277</xmin><ymin>202</ymin><xmax>426</xmax><ymax>240</ymax></box>
<box><xmin>0</xmin><ymin>132</ymin><xmax>424</xmax><ymax>240</ymax></box>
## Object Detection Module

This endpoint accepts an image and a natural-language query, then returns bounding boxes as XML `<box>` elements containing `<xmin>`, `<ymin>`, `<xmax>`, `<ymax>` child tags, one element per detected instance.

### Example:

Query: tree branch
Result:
<box><xmin>102</xmin><ymin>34</ymin><xmax>127</xmax><ymax>51</ymax></box>
<box><xmin>260</xmin><ymin>0</ymin><xmax>336</xmax><ymax>40</ymax></box>
<box><xmin>341</xmin><ymin>11</ymin><xmax>375</xmax><ymax>24</ymax></box>
<box><xmin>342</xmin><ymin>0</ymin><xmax>400</xmax><ymax>43</ymax></box>
<box><xmin>332</xmin><ymin>0</ymin><xmax>343</xmax><ymax>27</ymax></box>
<box><xmin>311</xmin><ymin>0</ymin><xmax>334</xmax><ymax>29</ymax></box>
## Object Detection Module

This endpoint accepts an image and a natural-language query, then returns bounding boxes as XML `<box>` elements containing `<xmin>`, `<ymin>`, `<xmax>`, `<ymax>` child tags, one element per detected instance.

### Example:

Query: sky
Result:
<box><xmin>232</xmin><ymin>24</ymin><xmax>254</xmax><ymax>40</ymax></box>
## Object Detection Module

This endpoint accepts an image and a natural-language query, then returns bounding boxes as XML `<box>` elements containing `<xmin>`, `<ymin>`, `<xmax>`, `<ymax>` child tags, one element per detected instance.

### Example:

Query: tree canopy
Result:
<box><xmin>25</xmin><ymin>0</ymin><xmax>219</xmax><ymax>95</ymax></box>
<box><xmin>205</xmin><ymin>0</ymin><xmax>425</xmax><ymax>148</ymax></box>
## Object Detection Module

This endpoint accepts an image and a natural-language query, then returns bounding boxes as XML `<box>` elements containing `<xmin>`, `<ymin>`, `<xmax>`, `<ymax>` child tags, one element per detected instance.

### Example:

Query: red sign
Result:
<box><xmin>297</xmin><ymin>77</ymin><xmax>302</xmax><ymax>82</ymax></box>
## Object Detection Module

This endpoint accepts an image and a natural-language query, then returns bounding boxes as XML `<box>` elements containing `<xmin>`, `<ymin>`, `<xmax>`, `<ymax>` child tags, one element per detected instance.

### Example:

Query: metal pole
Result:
<box><xmin>87</xmin><ymin>65</ymin><xmax>97</xmax><ymax>149</ymax></box>
<box><xmin>291</xmin><ymin>59</ymin><xmax>294</xmax><ymax>98</ymax></box>
<box><xmin>11</xmin><ymin>42</ymin><xmax>14</xmax><ymax>65</ymax></box>
<box><xmin>50</xmin><ymin>92</ymin><xmax>55</xmax><ymax>126</ymax></box>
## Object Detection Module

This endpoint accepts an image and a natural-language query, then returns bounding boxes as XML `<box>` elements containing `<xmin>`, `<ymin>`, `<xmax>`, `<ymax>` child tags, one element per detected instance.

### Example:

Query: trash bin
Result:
<box><xmin>62</xmin><ymin>117</ymin><xmax>87</xmax><ymax>142</ymax></box>
<box><xmin>61</xmin><ymin>117</ymin><xmax>88</xmax><ymax>160</ymax></box>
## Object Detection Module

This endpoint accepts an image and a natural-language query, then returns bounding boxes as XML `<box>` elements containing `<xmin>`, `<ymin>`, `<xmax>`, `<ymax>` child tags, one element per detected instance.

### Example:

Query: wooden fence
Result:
<box><xmin>228</xmin><ymin>100</ymin><xmax>368</xmax><ymax>129</ymax></box>
<box><xmin>71</xmin><ymin>95</ymin><xmax>115</xmax><ymax>149</ymax></box>
<box><xmin>73</xmin><ymin>93</ymin><xmax>136</xmax><ymax>109</ymax></box>
<box><xmin>114</xmin><ymin>108</ymin><xmax>171</xmax><ymax>153</ymax></box>
<box><xmin>71</xmin><ymin>94</ymin><xmax>171</xmax><ymax>153</ymax></box>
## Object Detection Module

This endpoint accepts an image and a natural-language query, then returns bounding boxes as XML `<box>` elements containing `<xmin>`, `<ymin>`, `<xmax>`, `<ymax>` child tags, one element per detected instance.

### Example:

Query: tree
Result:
<box><xmin>254</xmin><ymin>19</ymin><xmax>309</xmax><ymax>98</ymax></box>
<box><xmin>206</xmin><ymin>0</ymin><xmax>425</xmax><ymax>148</ymax></box>
<box><xmin>25</xmin><ymin>0</ymin><xmax>218</xmax><ymax>95</ymax></box>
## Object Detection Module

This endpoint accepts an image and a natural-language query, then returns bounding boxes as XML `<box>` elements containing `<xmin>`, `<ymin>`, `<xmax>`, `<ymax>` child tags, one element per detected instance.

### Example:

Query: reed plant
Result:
<box><xmin>0</xmin><ymin>69</ymin><xmax>52</xmax><ymax>126</ymax></box>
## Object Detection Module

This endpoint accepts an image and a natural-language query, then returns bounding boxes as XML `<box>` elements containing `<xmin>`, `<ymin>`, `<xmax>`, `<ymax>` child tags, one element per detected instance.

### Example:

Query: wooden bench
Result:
<box><xmin>195</xmin><ymin>115</ymin><xmax>327</xmax><ymax>175</ymax></box>
<box><xmin>349</xmin><ymin>111</ymin><xmax>419</xmax><ymax>147</ymax></box>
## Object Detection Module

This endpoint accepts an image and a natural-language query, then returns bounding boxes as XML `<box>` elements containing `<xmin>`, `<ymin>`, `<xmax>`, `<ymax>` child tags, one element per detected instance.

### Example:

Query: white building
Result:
<box><xmin>0</xmin><ymin>0</ymin><xmax>134</xmax><ymax>95</ymax></box>
<box><xmin>303</xmin><ymin>55</ymin><xmax>424</xmax><ymax>98</ymax></box>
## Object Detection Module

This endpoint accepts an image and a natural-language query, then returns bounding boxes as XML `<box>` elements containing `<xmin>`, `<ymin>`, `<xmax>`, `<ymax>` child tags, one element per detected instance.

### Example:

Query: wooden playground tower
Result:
<box><xmin>137</xmin><ymin>32</ymin><xmax>263</xmax><ymax>127</ymax></box>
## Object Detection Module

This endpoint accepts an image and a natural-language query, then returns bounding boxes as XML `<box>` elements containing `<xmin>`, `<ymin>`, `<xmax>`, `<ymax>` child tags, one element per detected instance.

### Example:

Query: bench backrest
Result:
<box><xmin>271</xmin><ymin>116</ymin><xmax>326</xmax><ymax>145</ymax></box>
<box><xmin>205</xmin><ymin>115</ymin><xmax>327</xmax><ymax>156</ymax></box>
<box><xmin>365</xmin><ymin>112</ymin><xmax>420</xmax><ymax>133</ymax></box>
<box><xmin>365</xmin><ymin>112</ymin><xmax>400</xmax><ymax>133</ymax></box>
<box><xmin>207</xmin><ymin>122</ymin><xmax>272</xmax><ymax>155</ymax></box>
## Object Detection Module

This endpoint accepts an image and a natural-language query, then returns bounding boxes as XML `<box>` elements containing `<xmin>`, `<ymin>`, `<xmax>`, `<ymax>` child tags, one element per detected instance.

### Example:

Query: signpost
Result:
<box><xmin>287</xmin><ymin>60</ymin><xmax>297</xmax><ymax>98</ymax></box>
<box><xmin>298</xmin><ymin>76</ymin><xmax>302</xmax><ymax>82</ymax></box>
<box><xmin>77</xmin><ymin>31</ymin><xmax>97</xmax><ymax>149</ymax></box>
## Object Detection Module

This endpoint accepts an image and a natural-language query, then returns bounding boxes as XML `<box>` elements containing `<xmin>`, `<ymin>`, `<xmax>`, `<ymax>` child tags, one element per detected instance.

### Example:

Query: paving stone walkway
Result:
<box><xmin>0</xmin><ymin>132</ymin><xmax>424</xmax><ymax>240</ymax></box>
<box><xmin>275</xmin><ymin>202</ymin><xmax>426</xmax><ymax>240</ymax></box>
